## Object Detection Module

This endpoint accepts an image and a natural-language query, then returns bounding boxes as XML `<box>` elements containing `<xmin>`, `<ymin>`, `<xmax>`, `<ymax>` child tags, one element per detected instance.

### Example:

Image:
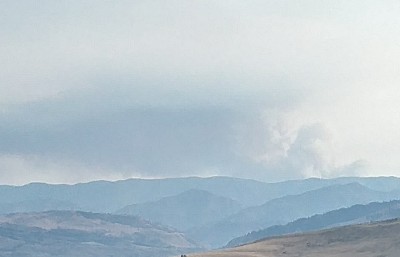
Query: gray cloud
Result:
<box><xmin>1</xmin><ymin>0</ymin><xmax>400</xmax><ymax>184</ymax></box>
<box><xmin>0</xmin><ymin>100</ymin><xmax>232</xmax><ymax>172</ymax></box>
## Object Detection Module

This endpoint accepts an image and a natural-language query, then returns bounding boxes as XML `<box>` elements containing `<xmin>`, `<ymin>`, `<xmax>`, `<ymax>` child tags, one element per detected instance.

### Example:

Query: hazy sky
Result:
<box><xmin>1</xmin><ymin>0</ymin><xmax>400</xmax><ymax>185</ymax></box>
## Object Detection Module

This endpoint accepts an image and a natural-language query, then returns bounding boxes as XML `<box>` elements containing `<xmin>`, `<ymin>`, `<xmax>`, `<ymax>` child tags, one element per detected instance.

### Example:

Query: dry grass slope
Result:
<box><xmin>189</xmin><ymin>219</ymin><xmax>400</xmax><ymax>257</ymax></box>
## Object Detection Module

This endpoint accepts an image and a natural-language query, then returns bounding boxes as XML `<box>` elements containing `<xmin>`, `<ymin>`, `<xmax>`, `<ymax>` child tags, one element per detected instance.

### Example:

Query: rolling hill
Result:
<box><xmin>227</xmin><ymin>200</ymin><xmax>400</xmax><ymax>247</ymax></box>
<box><xmin>0</xmin><ymin>177</ymin><xmax>270</xmax><ymax>213</ymax></box>
<box><xmin>117</xmin><ymin>189</ymin><xmax>242</xmax><ymax>231</ymax></box>
<box><xmin>1</xmin><ymin>176</ymin><xmax>400</xmax><ymax>214</ymax></box>
<box><xmin>0</xmin><ymin>211</ymin><xmax>202</xmax><ymax>257</ymax></box>
<box><xmin>189</xmin><ymin>219</ymin><xmax>400</xmax><ymax>257</ymax></box>
<box><xmin>188</xmin><ymin>183</ymin><xmax>399</xmax><ymax>247</ymax></box>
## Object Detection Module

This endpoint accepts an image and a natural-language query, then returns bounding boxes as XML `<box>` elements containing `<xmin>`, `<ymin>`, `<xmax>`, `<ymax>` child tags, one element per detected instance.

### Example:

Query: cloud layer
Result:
<box><xmin>1</xmin><ymin>0</ymin><xmax>400</xmax><ymax>184</ymax></box>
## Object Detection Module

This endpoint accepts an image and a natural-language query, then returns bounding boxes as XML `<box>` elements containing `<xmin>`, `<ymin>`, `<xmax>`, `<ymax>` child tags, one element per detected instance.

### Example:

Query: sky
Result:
<box><xmin>1</xmin><ymin>0</ymin><xmax>400</xmax><ymax>185</ymax></box>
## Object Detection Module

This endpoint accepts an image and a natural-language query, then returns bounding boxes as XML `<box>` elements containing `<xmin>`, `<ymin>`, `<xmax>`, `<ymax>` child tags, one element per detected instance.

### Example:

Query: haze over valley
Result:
<box><xmin>1</xmin><ymin>0</ymin><xmax>400</xmax><ymax>256</ymax></box>
<box><xmin>1</xmin><ymin>176</ymin><xmax>400</xmax><ymax>256</ymax></box>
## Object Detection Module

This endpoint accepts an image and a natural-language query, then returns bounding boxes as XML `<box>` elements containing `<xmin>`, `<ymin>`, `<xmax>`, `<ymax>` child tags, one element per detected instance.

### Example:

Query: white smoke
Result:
<box><xmin>237</xmin><ymin>109</ymin><xmax>367</xmax><ymax>180</ymax></box>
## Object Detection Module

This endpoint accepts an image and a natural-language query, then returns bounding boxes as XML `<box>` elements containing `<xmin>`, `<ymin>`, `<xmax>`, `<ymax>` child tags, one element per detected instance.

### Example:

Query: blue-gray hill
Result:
<box><xmin>1</xmin><ymin>176</ymin><xmax>400</xmax><ymax>214</ymax></box>
<box><xmin>187</xmin><ymin>182</ymin><xmax>400</xmax><ymax>247</ymax></box>
<box><xmin>118</xmin><ymin>189</ymin><xmax>242</xmax><ymax>230</ymax></box>
<box><xmin>227</xmin><ymin>200</ymin><xmax>400</xmax><ymax>247</ymax></box>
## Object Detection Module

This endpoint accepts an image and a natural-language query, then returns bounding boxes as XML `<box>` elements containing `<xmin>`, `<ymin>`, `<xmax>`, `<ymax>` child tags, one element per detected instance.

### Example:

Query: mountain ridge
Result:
<box><xmin>187</xmin><ymin>182</ymin><xmax>399</xmax><ymax>247</ymax></box>
<box><xmin>2</xmin><ymin>176</ymin><xmax>400</xmax><ymax>214</ymax></box>
<box><xmin>227</xmin><ymin>199</ymin><xmax>400</xmax><ymax>247</ymax></box>
<box><xmin>190</xmin><ymin>218</ymin><xmax>400</xmax><ymax>257</ymax></box>
<box><xmin>117</xmin><ymin>189</ymin><xmax>242</xmax><ymax>231</ymax></box>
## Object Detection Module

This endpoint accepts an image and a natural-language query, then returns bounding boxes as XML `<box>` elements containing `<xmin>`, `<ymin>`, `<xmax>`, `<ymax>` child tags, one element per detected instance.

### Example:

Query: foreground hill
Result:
<box><xmin>190</xmin><ymin>219</ymin><xmax>400</xmax><ymax>257</ymax></box>
<box><xmin>0</xmin><ymin>211</ymin><xmax>202</xmax><ymax>257</ymax></box>
<box><xmin>117</xmin><ymin>189</ymin><xmax>242</xmax><ymax>230</ymax></box>
<box><xmin>227</xmin><ymin>200</ymin><xmax>400</xmax><ymax>247</ymax></box>
<box><xmin>1</xmin><ymin>176</ymin><xmax>400</xmax><ymax>213</ymax></box>
<box><xmin>188</xmin><ymin>183</ymin><xmax>399</xmax><ymax>247</ymax></box>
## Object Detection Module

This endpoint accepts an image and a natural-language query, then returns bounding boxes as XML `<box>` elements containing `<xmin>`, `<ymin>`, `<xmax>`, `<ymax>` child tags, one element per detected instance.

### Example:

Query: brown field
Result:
<box><xmin>188</xmin><ymin>219</ymin><xmax>400</xmax><ymax>257</ymax></box>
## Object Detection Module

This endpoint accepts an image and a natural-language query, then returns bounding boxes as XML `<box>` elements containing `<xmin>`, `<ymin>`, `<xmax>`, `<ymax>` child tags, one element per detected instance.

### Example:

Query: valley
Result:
<box><xmin>1</xmin><ymin>176</ymin><xmax>400</xmax><ymax>256</ymax></box>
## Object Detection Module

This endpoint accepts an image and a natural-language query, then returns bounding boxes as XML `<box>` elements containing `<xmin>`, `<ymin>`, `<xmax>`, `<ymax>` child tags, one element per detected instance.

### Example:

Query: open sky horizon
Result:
<box><xmin>1</xmin><ymin>1</ymin><xmax>400</xmax><ymax>185</ymax></box>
